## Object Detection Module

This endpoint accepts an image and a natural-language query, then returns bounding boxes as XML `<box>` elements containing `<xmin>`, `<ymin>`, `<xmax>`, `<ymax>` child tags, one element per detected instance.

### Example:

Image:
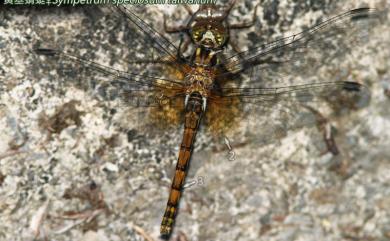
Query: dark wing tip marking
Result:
<box><xmin>351</xmin><ymin>7</ymin><xmax>371</xmax><ymax>13</ymax></box>
<box><xmin>350</xmin><ymin>7</ymin><xmax>376</xmax><ymax>21</ymax></box>
<box><xmin>34</xmin><ymin>48</ymin><xmax>58</xmax><ymax>56</ymax></box>
<box><xmin>343</xmin><ymin>81</ymin><xmax>363</xmax><ymax>92</ymax></box>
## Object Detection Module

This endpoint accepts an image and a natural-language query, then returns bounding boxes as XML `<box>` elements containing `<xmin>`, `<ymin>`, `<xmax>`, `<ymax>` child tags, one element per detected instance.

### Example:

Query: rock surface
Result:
<box><xmin>0</xmin><ymin>1</ymin><xmax>389</xmax><ymax>241</ymax></box>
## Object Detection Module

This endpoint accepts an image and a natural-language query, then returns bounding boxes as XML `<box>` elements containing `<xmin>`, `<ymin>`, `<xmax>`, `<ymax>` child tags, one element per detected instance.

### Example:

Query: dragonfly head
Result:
<box><xmin>191</xmin><ymin>23</ymin><xmax>228</xmax><ymax>49</ymax></box>
<box><xmin>190</xmin><ymin>5</ymin><xmax>229</xmax><ymax>50</ymax></box>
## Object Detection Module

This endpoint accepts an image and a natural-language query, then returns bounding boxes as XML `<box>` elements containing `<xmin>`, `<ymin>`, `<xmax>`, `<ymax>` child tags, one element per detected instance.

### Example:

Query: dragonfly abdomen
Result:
<box><xmin>161</xmin><ymin>93</ymin><xmax>204</xmax><ymax>237</ymax></box>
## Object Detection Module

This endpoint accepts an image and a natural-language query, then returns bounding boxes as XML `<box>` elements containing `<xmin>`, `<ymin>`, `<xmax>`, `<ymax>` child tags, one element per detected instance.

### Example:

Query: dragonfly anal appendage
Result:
<box><xmin>202</xmin><ymin>97</ymin><xmax>208</xmax><ymax>111</ymax></box>
<box><xmin>184</xmin><ymin>94</ymin><xmax>190</xmax><ymax>107</ymax></box>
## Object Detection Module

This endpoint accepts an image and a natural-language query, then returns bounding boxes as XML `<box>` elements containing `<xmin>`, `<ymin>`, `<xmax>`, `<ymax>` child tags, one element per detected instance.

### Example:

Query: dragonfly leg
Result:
<box><xmin>125</xmin><ymin>58</ymin><xmax>176</xmax><ymax>65</ymax></box>
<box><xmin>180</xmin><ymin>37</ymin><xmax>191</xmax><ymax>56</ymax></box>
<box><xmin>164</xmin><ymin>15</ymin><xmax>191</xmax><ymax>58</ymax></box>
<box><xmin>224</xmin><ymin>3</ymin><xmax>259</xmax><ymax>56</ymax></box>
<box><xmin>228</xmin><ymin>4</ymin><xmax>259</xmax><ymax>30</ymax></box>
<box><xmin>164</xmin><ymin>14</ymin><xmax>188</xmax><ymax>34</ymax></box>
<box><xmin>229</xmin><ymin>39</ymin><xmax>243</xmax><ymax>54</ymax></box>
<box><xmin>177</xmin><ymin>33</ymin><xmax>191</xmax><ymax>57</ymax></box>
<box><xmin>183</xmin><ymin>4</ymin><xmax>194</xmax><ymax>15</ymax></box>
<box><xmin>223</xmin><ymin>0</ymin><xmax>237</xmax><ymax>17</ymax></box>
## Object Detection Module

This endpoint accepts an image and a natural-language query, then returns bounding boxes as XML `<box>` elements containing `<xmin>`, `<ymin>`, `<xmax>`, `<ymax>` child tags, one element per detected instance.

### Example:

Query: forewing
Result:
<box><xmin>212</xmin><ymin>81</ymin><xmax>368</xmax><ymax>105</ymax></box>
<box><xmin>33</xmin><ymin>5</ymin><xmax>188</xmax><ymax>106</ymax></box>
<box><xmin>219</xmin><ymin>8</ymin><xmax>384</xmax><ymax>86</ymax></box>
<box><xmin>112</xmin><ymin>5</ymin><xmax>183</xmax><ymax>67</ymax></box>
<box><xmin>205</xmin><ymin>8</ymin><xmax>382</xmax><ymax>143</ymax></box>
<box><xmin>35</xmin><ymin>48</ymin><xmax>185</xmax><ymax>107</ymax></box>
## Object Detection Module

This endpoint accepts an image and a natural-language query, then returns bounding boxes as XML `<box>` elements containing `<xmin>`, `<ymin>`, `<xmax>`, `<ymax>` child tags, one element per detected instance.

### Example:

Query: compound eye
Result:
<box><xmin>215</xmin><ymin>33</ymin><xmax>224</xmax><ymax>45</ymax></box>
<box><xmin>213</xmin><ymin>30</ymin><xmax>226</xmax><ymax>46</ymax></box>
<box><xmin>192</xmin><ymin>28</ymin><xmax>203</xmax><ymax>41</ymax></box>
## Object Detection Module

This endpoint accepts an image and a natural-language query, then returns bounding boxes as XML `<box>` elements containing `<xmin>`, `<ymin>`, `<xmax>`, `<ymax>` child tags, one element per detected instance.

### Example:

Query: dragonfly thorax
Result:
<box><xmin>184</xmin><ymin>67</ymin><xmax>214</xmax><ymax>98</ymax></box>
<box><xmin>190</xmin><ymin>47</ymin><xmax>219</xmax><ymax>67</ymax></box>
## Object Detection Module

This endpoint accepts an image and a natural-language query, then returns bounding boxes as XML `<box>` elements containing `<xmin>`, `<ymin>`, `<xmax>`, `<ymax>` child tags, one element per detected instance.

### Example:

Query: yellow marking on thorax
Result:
<box><xmin>194</xmin><ymin>47</ymin><xmax>216</xmax><ymax>66</ymax></box>
<box><xmin>195</xmin><ymin>48</ymin><xmax>202</xmax><ymax>63</ymax></box>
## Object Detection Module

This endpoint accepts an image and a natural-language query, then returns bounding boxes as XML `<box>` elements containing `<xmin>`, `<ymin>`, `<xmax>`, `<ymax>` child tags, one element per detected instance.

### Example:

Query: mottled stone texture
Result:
<box><xmin>0</xmin><ymin>1</ymin><xmax>389</xmax><ymax>241</ymax></box>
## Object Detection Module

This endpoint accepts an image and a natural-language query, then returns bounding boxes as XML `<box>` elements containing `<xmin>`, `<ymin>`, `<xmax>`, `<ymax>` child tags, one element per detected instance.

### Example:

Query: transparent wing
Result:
<box><xmin>211</xmin><ymin>81</ymin><xmax>366</xmax><ymax>104</ymax></box>
<box><xmin>34</xmin><ymin>47</ymin><xmax>187</xmax><ymax>134</ymax></box>
<box><xmin>34</xmin><ymin>48</ymin><xmax>186</xmax><ymax>108</ymax></box>
<box><xmin>218</xmin><ymin>8</ymin><xmax>384</xmax><ymax>87</ymax></box>
<box><xmin>32</xmin><ymin>5</ymin><xmax>189</xmax><ymax>107</ymax></box>
<box><xmin>97</xmin><ymin>79</ymin><xmax>186</xmax><ymax>108</ymax></box>
<box><xmin>111</xmin><ymin>5</ymin><xmax>185</xmax><ymax>69</ymax></box>
<box><xmin>203</xmin><ymin>8</ymin><xmax>381</xmax><ymax>143</ymax></box>
<box><xmin>205</xmin><ymin>80</ymin><xmax>370</xmax><ymax>144</ymax></box>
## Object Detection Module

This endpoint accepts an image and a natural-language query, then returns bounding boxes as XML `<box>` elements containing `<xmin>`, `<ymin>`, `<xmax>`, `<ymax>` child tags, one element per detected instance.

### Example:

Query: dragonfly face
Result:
<box><xmin>189</xmin><ymin>5</ymin><xmax>230</xmax><ymax>50</ymax></box>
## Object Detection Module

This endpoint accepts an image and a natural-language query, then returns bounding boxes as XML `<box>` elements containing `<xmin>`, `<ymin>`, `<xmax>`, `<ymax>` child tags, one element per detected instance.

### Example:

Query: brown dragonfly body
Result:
<box><xmin>159</xmin><ymin>91</ymin><xmax>204</xmax><ymax>235</ymax></box>
<box><xmin>160</xmin><ymin>2</ymin><xmax>249</xmax><ymax>235</ymax></box>
<box><xmin>160</xmin><ymin>49</ymin><xmax>217</xmax><ymax>235</ymax></box>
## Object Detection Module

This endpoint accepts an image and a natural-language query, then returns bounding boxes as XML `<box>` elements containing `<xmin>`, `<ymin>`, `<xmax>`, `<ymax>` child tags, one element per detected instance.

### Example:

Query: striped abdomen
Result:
<box><xmin>160</xmin><ymin>93</ymin><xmax>204</xmax><ymax>237</ymax></box>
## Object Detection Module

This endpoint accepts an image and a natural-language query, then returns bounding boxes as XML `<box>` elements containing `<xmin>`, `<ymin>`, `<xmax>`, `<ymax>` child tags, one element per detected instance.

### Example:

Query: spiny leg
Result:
<box><xmin>124</xmin><ymin>58</ymin><xmax>177</xmax><ymax>65</ymax></box>
<box><xmin>227</xmin><ymin>4</ymin><xmax>259</xmax><ymax>53</ymax></box>
<box><xmin>224</xmin><ymin>0</ymin><xmax>237</xmax><ymax>16</ymax></box>
<box><xmin>183</xmin><ymin>4</ymin><xmax>194</xmax><ymax>15</ymax></box>
<box><xmin>179</xmin><ymin>37</ymin><xmax>192</xmax><ymax>57</ymax></box>
<box><xmin>163</xmin><ymin>13</ymin><xmax>188</xmax><ymax>34</ymax></box>
<box><xmin>163</xmin><ymin>12</ymin><xmax>192</xmax><ymax>58</ymax></box>
<box><xmin>125</xmin><ymin>38</ymin><xmax>180</xmax><ymax>65</ymax></box>
<box><xmin>228</xmin><ymin>39</ymin><xmax>244</xmax><ymax>55</ymax></box>
<box><xmin>228</xmin><ymin>4</ymin><xmax>259</xmax><ymax>30</ymax></box>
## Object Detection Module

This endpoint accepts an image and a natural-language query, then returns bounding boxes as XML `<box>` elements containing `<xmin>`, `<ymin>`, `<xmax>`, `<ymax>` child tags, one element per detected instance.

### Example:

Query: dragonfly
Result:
<box><xmin>34</xmin><ymin>2</ymin><xmax>383</xmax><ymax>238</ymax></box>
